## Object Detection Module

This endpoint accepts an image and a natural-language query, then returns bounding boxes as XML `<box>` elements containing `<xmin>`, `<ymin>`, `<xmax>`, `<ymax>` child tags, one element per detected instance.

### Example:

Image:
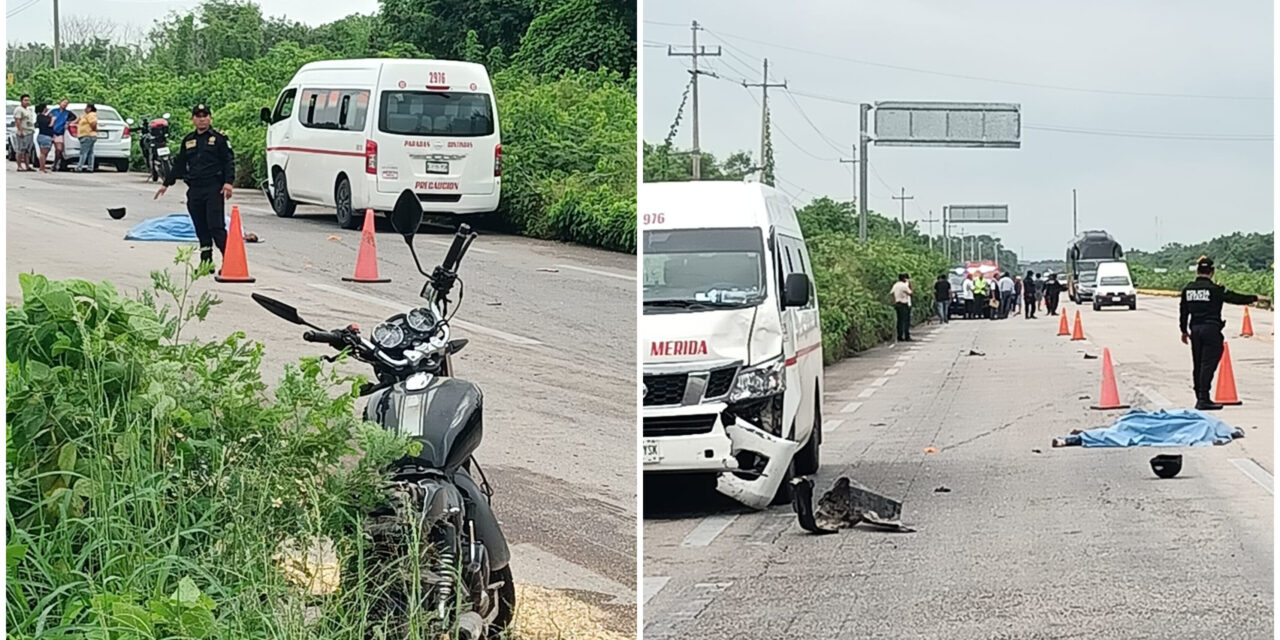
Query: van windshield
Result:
<box><xmin>643</xmin><ymin>228</ymin><xmax>766</xmax><ymax>312</ymax></box>
<box><xmin>378</xmin><ymin>91</ymin><xmax>494</xmax><ymax>137</ymax></box>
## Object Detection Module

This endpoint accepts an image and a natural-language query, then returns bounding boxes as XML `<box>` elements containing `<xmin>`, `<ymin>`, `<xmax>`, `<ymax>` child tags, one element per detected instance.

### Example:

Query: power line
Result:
<box><xmin>7</xmin><ymin>0</ymin><xmax>42</xmax><ymax>18</ymax></box>
<box><xmin>780</xmin><ymin>89</ymin><xmax>848</xmax><ymax>155</ymax></box>
<box><xmin>644</xmin><ymin>20</ymin><xmax>690</xmax><ymax>28</ymax></box>
<box><xmin>738</xmin><ymin>84</ymin><xmax>838</xmax><ymax>162</ymax></box>
<box><xmin>706</xmin><ymin>28</ymin><xmax>1272</xmax><ymax>102</ymax></box>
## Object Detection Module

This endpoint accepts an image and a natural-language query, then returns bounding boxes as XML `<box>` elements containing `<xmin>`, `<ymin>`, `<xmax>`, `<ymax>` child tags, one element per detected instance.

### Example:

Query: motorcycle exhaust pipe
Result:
<box><xmin>456</xmin><ymin>611</ymin><xmax>487</xmax><ymax>640</ymax></box>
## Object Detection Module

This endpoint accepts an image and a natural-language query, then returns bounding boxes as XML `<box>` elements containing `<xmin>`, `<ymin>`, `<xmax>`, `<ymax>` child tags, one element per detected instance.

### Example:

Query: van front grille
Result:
<box><xmin>643</xmin><ymin>414</ymin><xmax>716</xmax><ymax>437</ymax></box>
<box><xmin>705</xmin><ymin>367</ymin><xmax>737</xmax><ymax>398</ymax></box>
<box><xmin>643</xmin><ymin>373</ymin><xmax>687</xmax><ymax>406</ymax></box>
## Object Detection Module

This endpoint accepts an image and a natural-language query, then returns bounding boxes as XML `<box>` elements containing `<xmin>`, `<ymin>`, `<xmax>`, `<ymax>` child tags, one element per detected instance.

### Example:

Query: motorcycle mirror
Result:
<box><xmin>126</xmin><ymin>118</ymin><xmax>134</xmax><ymax>125</ymax></box>
<box><xmin>162</xmin><ymin>112</ymin><xmax>170</xmax><ymax>119</ymax></box>
<box><xmin>251</xmin><ymin>293</ymin><xmax>308</xmax><ymax>326</ymax></box>
<box><xmin>390</xmin><ymin>190</ymin><xmax>424</xmax><ymax>243</ymax></box>
<box><xmin>447</xmin><ymin>338</ymin><xmax>469</xmax><ymax>355</ymax></box>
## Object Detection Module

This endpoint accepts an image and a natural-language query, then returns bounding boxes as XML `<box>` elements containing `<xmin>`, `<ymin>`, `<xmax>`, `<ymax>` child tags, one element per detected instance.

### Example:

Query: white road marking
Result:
<box><xmin>508</xmin><ymin>543</ymin><xmax>635</xmax><ymax>605</ymax></box>
<box><xmin>643</xmin><ymin>577</ymin><xmax>671</xmax><ymax>605</ymax></box>
<box><xmin>839</xmin><ymin>402</ymin><xmax>862</xmax><ymax>414</ymax></box>
<box><xmin>681</xmin><ymin>515</ymin><xmax>737</xmax><ymax>548</ymax></box>
<box><xmin>858</xmin><ymin>388</ymin><xmax>877</xmax><ymax>399</ymax></box>
<box><xmin>1136</xmin><ymin>386</ymin><xmax>1175</xmax><ymax>409</ymax></box>
<box><xmin>308</xmin><ymin>284</ymin><xmax>543</xmax><ymax>346</ymax></box>
<box><xmin>24</xmin><ymin>205</ymin><xmax>107</xmax><ymax>230</ymax></box>
<box><xmin>554</xmin><ymin>263</ymin><xmax>634</xmax><ymax>282</ymax></box>
<box><xmin>824</xmin><ymin>419</ymin><xmax>845</xmax><ymax>432</ymax></box>
<box><xmin>885</xmin><ymin>367</ymin><xmax>900</xmax><ymax>376</ymax></box>
<box><xmin>1229</xmin><ymin>459</ymin><xmax>1274</xmax><ymax>495</ymax></box>
<box><xmin>897</xmin><ymin>356</ymin><xmax>912</xmax><ymax>363</ymax></box>
<box><xmin>870</xmin><ymin>377</ymin><xmax>888</xmax><ymax>387</ymax></box>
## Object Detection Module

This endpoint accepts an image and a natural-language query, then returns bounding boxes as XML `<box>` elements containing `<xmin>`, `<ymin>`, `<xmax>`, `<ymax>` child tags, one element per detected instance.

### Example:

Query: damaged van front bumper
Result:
<box><xmin>643</xmin><ymin>403</ymin><xmax>800</xmax><ymax>510</ymax></box>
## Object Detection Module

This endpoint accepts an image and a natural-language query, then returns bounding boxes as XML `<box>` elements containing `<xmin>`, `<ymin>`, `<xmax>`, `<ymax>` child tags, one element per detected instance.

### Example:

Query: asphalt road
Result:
<box><xmin>643</xmin><ymin>296</ymin><xmax>1273</xmax><ymax>639</ymax></box>
<box><xmin>7</xmin><ymin>168</ymin><xmax>638</xmax><ymax>635</ymax></box>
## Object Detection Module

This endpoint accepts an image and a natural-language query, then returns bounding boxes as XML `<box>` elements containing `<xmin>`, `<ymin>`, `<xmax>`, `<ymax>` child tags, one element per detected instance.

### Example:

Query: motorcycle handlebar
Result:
<box><xmin>440</xmin><ymin>223</ymin><xmax>474</xmax><ymax>273</ymax></box>
<box><xmin>302</xmin><ymin>330</ymin><xmax>344</xmax><ymax>347</ymax></box>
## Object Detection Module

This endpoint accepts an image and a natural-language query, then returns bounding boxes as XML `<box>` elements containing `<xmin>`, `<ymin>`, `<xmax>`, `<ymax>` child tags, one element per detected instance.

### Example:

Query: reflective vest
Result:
<box><xmin>973</xmin><ymin>277</ymin><xmax>987</xmax><ymax>295</ymax></box>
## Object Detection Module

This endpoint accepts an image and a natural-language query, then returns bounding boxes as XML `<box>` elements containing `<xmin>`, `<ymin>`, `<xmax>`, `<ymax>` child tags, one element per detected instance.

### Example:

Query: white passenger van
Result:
<box><xmin>1092</xmin><ymin>260</ymin><xmax>1137</xmax><ymax>311</ymax></box>
<box><xmin>261</xmin><ymin>59</ymin><xmax>501</xmax><ymax>229</ymax></box>
<box><xmin>641</xmin><ymin>181</ymin><xmax>823</xmax><ymax>509</ymax></box>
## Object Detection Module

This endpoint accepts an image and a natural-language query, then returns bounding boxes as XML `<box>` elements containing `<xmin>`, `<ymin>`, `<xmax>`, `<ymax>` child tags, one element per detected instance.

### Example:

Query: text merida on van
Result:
<box><xmin>641</xmin><ymin>181</ymin><xmax>823</xmax><ymax>509</ymax></box>
<box><xmin>260</xmin><ymin>59</ymin><xmax>501</xmax><ymax>229</ymax></box>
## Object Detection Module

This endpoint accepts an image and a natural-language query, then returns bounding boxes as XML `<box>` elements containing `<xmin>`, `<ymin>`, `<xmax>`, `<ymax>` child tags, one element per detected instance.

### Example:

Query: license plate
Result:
<box><xmin>97</xmin><ymin>132</ymin><xmax>108</xmax><ymax>139</ymax></box>
<box><xmin>426</xmin><ymin>161</ymin><xmax>448</xmax><ymax>174</ymax></box>
<box><xmin>642</xmin><ymin>439</ymin><xmax>662</xmax><ymax>465</ymax></box>
<box><xmin>156</xmin><ymin>147</ymin><xmax>170</xmax><ymax>157</ymax></box>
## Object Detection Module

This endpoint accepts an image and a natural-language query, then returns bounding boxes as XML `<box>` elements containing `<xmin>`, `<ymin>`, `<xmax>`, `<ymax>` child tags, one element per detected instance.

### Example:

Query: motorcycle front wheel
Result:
<box><xmin>487</xmin><ymin>565</ymin><xmax>516</xmax><ymax>638</ymax></box>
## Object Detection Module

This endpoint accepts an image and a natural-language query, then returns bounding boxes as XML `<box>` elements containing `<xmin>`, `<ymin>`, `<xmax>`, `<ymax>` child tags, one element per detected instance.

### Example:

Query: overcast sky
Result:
<box><xmin>6</xmin><ymin>0</ymin><xmax>379</xmax><ymax>45</ymax></box>
<box><xmin>642</xmin><ymin>0</ymin><xmax>1274</xmax><ymax>260</ymax></box>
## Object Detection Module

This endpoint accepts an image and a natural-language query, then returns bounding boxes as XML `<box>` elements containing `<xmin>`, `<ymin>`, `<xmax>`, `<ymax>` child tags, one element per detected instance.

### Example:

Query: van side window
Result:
<box><xmin>272</xmin><ymin>88</ymin><xmax>296</xmax><ymax>123</ymax></box>
<box><xmin>350</xmin><ymin>91</ymin><xmax>370</xmax><ymax>130</ymax></box>
<box><xmin>300</xmin><ymin>89</ymin><xmax>370</xmax><ymax>131</ymax></box>
<box><xmin>303</xmin><ymin>91</ymin><xmax>320</xmax><ymax>125</ymax></box>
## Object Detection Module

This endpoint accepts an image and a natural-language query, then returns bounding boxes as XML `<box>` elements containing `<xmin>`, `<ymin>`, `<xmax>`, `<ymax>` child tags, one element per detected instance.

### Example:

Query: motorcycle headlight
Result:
<box><xmin>729</xmin><ymin>357</ymin><xmax>786</xmax><ymax>402</ymax></box>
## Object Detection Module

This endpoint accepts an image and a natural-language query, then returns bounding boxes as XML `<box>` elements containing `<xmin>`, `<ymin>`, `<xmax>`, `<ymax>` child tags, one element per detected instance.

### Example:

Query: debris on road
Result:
<box><xmin>1150</xmin><ymin>454</ymin><xmax>1184</xmax><ymax>478</ymax></box>
<box><xmin>1052</xmin><ymin>409</ymin><xmax>1245</xmax><ymax>448</ymax></box>
<box><xmin>923</xmin><ymin>446</ymin><xmax>938</xmax><ymax>454</ymax></box>
<box><xmin>328</xmin><ymin>235</ymin><xmax>341</xmax><ymax>242</ymax></box>
<box><xmin>792</xmin><ymin>476</ymin><xmax>916</xmax><ymax>535</ymax></box>
<box><xmin>933</xmin><ymin>486</ymin><xmax>952</xmax><ymax>493</ymax></box>
<box><xmin>107</xmin><ymin>207</ymin><xmax>126</xmax><ymax>220</ymax></box>
<box><xmin>967</xmin><ymin>349</ymin><xmax>985</xmax><ymax>357</ymax></box>
<box><xmin>538</xmin><ymin>268</ymin><xmax>560</xmax><ymax>273</ymax></box>
<box><xmin>1031</xmin><ymin>448</ymin><xmax>1043</xmax><ymax>454</ymax></box>
<box><xmin>1084</xmin><ymin>353</ymin><xmax>1098</xmax><ymax>360</ymax></box>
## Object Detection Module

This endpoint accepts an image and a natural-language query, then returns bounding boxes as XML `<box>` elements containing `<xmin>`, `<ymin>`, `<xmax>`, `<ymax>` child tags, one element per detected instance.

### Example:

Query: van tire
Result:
<box><xmin>334</xmin><ymin>176</ymin><xmax>359</xmax><ymax>229</ymax></box>
<box><xmin>793</xmin><ymin>399</ymin><xmax>821</xmax><ymax>476</ymax></box>
<box><xmin>114</xmin><ymin>159</ymin><xmax>129</xmax><ymax>173</ymax></box>
<box><xmin>271</xmin><ymin>170</ymin><xmax>297</xmax><ymax>218</ymax></box>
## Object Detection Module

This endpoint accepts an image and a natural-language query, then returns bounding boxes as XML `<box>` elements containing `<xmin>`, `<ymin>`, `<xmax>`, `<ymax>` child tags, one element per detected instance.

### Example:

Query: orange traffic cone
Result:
<box><xmin>1212</xmin><ymin>342</ymin><xmax>1242</xmax><ymax>406</ymax></box>
<box><xmin>215</xmin><ymin>205</ymin><xmax>255</xmax><ymax>283</ymax></box>
<box><xmin>1090</xmin><ymin>348</ymin><xmax>1130</xmax><ymax>410</ymax></box>
<box><xmin>343</xmin><ymin>209</ymin><xmax>391</xmax><ymax>284</ymax></box>
<box><xmin>1240</xmin><ymin>307</ymin><xmax>1254</xmax><ymax>337</ymax></box>
<box><xmin>1057</xmin><ymin>312</ymin><xmax>1070</xmax><ymax>336</ymax></box>
<box><xmin>1071</xmin><ymin>311</ymin><xmax>1085</xmax><ymax>341</ymax></box>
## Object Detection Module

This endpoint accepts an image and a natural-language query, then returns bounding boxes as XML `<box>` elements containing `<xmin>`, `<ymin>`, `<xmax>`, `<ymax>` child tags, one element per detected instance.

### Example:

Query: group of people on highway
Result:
<box><xmin>931</xmin><ymin>270</ymin><xmax>1066</xmax><ymax>323</ymax></box>
<box><xmin>12</xmin><ymin>94</ymin><xmax>100</xmax><ymax>173</ymax></box>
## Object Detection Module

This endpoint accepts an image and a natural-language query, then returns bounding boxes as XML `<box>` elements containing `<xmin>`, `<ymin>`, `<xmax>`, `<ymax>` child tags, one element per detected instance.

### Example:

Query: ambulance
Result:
<box><xmin>641</xmin><ymin>181</ymin><xmax>824</xmax><ymax>509</ymax></box>
<box><xmin>261</xmin><ymin>59</ymin><xmax>501</xmax><ymax>229</ymax></box>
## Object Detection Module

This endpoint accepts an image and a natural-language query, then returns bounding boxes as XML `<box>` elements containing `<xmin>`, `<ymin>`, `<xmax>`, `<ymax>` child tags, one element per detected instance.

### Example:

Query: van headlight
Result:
<box><xmin>729</xmin><ymin>357</ymin><xmax>786</xmax><ymax>402</ymax></box>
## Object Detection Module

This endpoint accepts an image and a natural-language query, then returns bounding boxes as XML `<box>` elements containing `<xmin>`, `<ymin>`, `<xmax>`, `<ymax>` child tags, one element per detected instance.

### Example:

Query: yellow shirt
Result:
<box><xmin>77</xmin><ymin>112</ymin><xmax>98</xmax><ymax>138</ymax></box>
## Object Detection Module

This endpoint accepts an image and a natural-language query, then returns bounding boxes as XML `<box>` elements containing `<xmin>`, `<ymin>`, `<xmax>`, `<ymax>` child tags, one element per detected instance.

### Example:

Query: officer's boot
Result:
<box><xmin>1195</xmin><ymin>391</ymin><xmax>1223</xmax><ymax>412</ymax></box>
<box><xmin>199</xmin><ymin>247</ymin><xmax>215</xmax><ymax>272</ymax></box>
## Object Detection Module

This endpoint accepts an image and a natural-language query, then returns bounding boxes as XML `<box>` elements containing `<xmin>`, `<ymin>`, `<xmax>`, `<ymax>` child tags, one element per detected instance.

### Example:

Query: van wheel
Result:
<box><xmin>794</xmin><ymin>400</ymin><xmax>821</xmax><ymax>476</ymax></box>
<box><xmin>1093</xmin><ymin>301</ymin><xmax>1101</xmax><ymax>312</ymax></box>
<box><xmin>272</xmin><ymin>170</ymin><xmax>297</xmax><ymax>218</ymax></box>
<box><xmin>334</xmin><ymin>176</ymin><xmax>359</xmax><ymax>229</ymax></box>
<box><xmin>1129</xmin><ymin>301</ymin><xmax>1137</xmax><ymax>311</ymax></box>
<box><xmin>114</xmin><ymin>159</ymin><xmax>129</xmax><ymax>173</ymax></box>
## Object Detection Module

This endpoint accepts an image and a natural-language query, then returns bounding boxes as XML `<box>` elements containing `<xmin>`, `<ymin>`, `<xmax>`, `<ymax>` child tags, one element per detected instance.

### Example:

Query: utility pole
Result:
<box><xmin>858</xmin><ymin>104</ymin><xmax>871</xmax><ymax>242</ymax></box>
<box><xmin>923</xmin><ymin>209</ymin><xmax>937</xmax><ymax>251</ymax></box>
<box><xmin>1072</xmin><ymin>188</ymin><xmax>1078</xmax><ymax>237</ymax></box>
<box><xmin>839</xmin><ymin>145</ymin><xmax>857</xmax><ymax>226</ymax></box>
<box><xmin>743</xmin><ymin>58</ymin><xmax>786</xmax><ymax>180</ymax></box>
<box><xmin>667</xmin><ymin>21</ymin><xmax>720</xmax><ymax>180</ymax></box>
<box><xmin>892</xmin><ymin>187</ymin><xmax>914</xmax><ymax>236</ymax></box>
<box><xmin>53</xmin><ymin>0</ymin><xmax>62</xmax><ymax>69</ymax></box>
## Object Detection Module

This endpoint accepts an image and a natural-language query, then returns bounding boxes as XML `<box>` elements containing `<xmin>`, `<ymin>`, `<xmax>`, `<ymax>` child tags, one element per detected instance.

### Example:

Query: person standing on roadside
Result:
<box><xmin>34</xmin><ymin>103</ymin><xmax>54</xmax><ymax>173</ymax></box>
<box><xmin>1043</xmin><ymin>273</ymin><xmax>1063</xmax><ymax>316</ymax></box>
<box><xmin>972</xmin><ymin>271</ymin><xmax>989</xmax><ymax>320</ymax></box>
<box><xmin>933</xmin><ymin>273</ymin><xmax>951</xmax><ymax>324</ymax></box>
<box><xmin>999</xmin><ymin>272</ymin><xmax>1015</xmax><ymax>319</ymax></box>
<box><xmin>49</xmin><ymin>98</ymin><xmax>71</xmax><ymax>171</ymax></box>
<box><xmin>75</xmin><ymin>104</ymin><xmax>100</xmax><ymax>172</ymax></box>
<box><xmin>1179</xmin><ymin>257</ymin><xmax>1267</xmax><ymax>411</ymax></box>
<box><xmin>1023</xmin><ymin>270</ymin><xmax>1038</xmax><ymax>319</ymax></box>
<box><xmin>891</xmin><ymin>273</ymin><xmax>915</xmax><ymax>342</ymax></box>
<box><xmin>985</xmin><ymin>273</ymin><xmax>1000</xmax><ymax>320</ymax></box>
<box><xmin>961</xmin><ymin>272</ymin><xmax>976</xmax><ymax>319</ymax></box>
<box><xmin>1035</xmin><ymin>272</ymin><xmax>1046</xmax><ymax>312</ymax></box>
<box><xmin>12</xmin><ymin>94</ymin><xmax>35</xmax><ymax>172</ymax></box>
<box><xmin>156</xmin><ymin>104</ymin><xmax>235</xmax><ymax>270</ymax></box>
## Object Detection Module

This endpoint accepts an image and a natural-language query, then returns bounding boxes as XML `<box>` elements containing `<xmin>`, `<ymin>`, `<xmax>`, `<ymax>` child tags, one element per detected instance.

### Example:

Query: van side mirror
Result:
<box><xmin>259</xmin><ymin>107</ymin><xmax>272</xmax><ymax>125</ymax></box>
<box><xmin>784</xmin><ymin>273</ymin><xmax>811</xmax><ymax>308</ymax></box>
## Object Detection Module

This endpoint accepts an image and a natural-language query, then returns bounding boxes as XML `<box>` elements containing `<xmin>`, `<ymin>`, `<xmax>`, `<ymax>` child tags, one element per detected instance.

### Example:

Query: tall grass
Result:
<box><xmin>6</xmin><ymin>249</ymin><xmax>493</xmax><ymax>639</ymax></box>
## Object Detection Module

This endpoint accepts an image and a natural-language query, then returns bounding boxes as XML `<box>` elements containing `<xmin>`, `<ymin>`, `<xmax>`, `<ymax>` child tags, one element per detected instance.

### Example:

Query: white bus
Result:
<box><xmin>261</xmin><ymin>59</ymin><xmax>501</xmax><ymax>228</ymax></box>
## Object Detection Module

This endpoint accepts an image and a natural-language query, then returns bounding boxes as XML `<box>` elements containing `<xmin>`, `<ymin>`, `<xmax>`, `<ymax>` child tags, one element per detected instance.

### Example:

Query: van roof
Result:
<box><xmin>641</xmin><ymin>181</ymin><xmax>800</xmax><ymax>233</ymax></box>
<box><xmin>294</xmin><ymin>59</ymin><xmax>492</xmax><ymax>89</ymax></box>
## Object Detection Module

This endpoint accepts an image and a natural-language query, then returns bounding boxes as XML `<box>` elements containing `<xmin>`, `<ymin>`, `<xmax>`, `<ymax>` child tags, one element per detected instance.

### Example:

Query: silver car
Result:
<box><xmin>6</xmin><ymin>100</ymin><xmax>18</xmax><ymax>160</ymax></box>
<box><xmin>61</xmin><ymin>103</ymin><xmax>131</xmax><ymax>172</ymax></box>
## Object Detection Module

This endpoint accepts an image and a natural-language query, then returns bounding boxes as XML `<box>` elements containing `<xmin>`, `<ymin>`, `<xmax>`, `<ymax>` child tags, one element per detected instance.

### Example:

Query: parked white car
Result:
<box><xmin>61</xmin><ymin>103</ymin><xmax>131</xmax><ymax>172</ymax></box>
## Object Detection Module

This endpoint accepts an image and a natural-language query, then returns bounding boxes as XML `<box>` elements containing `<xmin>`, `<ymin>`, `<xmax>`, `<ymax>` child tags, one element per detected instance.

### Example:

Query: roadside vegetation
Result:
<box><xmin>1127</xmin><ymin>232</ymin><xmax>1274</xmax><ymax>298</ymax></box>
<box><xmin>7</xmin><ymin>0</ymin><xmax>636</xmax><ymax>253</ymax></box>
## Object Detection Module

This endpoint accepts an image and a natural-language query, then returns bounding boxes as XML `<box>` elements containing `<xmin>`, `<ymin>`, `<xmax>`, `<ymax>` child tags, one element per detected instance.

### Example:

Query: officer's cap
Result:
<box><xmin>192</xmin><ymin>104</ymin><xmax>211</xmax><ymax>117</ymax></box>
<box><xmin>1197</xmin><ymin>256</ymin><xmax>1214</xmax><ymax>271</ymax></box>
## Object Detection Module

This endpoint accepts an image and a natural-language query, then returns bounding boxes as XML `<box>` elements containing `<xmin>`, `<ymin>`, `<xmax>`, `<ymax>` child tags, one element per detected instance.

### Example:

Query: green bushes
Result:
<box><xmin>5</xmin><ymin>252</ymin><xmax>449</xmax><ymax>639</ymax></box>
<box><xmin>1129</xmin><ymin>262</ymin><xmax>1273</xmax><ymax>298</ymax></box>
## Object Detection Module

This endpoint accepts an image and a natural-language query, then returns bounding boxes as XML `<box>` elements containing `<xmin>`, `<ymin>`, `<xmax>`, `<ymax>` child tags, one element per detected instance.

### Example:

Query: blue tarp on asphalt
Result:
<box><xmin>123</xmin><ymin>213</ymin><xmax>240</xmax><ymax>242</ymax></box>
<box><xmin>1077</xmin><ymin>409</ymin><xmax>1244</xmax><ymax>448</ymax></box>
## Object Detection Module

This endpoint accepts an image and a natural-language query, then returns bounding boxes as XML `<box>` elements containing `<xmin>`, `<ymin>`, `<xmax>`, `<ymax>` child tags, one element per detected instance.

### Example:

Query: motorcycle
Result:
<box><xmin>251</xmin><ymin>194</ymin><xmax>513</xmax><ymax>639</ymax></box>
<box><xmin>126</xmin><ymin>113</ymin><xmax>172</xmax><ymax>182</ymax></box>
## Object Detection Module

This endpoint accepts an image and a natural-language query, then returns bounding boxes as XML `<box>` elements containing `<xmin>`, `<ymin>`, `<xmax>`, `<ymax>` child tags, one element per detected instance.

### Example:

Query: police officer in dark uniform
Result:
<box><xmin>155</xmin><ymin>104</ymin><xmax>235</xmax><ymax>268</ymax></box>
<box><xmin>1179</xmin><ymin>257</ymin><xmax>1267</xmax><ymax>410</ymax></box>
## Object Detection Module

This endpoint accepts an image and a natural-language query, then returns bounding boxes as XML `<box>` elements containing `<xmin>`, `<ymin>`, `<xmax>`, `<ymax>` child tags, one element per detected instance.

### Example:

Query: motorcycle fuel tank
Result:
<box><xmin>365</xmin><ymin>373</ymin><xmax>484</xmax><ymax>473</ymax></box>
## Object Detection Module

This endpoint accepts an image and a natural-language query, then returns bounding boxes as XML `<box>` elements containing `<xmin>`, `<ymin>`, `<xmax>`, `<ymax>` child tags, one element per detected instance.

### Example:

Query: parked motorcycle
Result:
<box><xmin>126</xmin><ymin>113</ymin><xmax>172</xmax><ymax>182</ymax></box>
<box><xmin>251</xmin><ymin>194</ymin><xmax>513</xmax><ymax>639</ymax></box>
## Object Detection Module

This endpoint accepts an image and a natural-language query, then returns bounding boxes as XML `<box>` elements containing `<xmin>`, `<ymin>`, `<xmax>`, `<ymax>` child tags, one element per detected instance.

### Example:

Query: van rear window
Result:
<box><xmin>378</xmin><ymin>91</ymin><xmax>493</xmax><ymax>137</ymax></box>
